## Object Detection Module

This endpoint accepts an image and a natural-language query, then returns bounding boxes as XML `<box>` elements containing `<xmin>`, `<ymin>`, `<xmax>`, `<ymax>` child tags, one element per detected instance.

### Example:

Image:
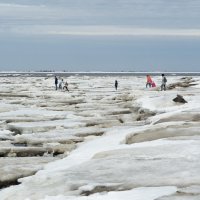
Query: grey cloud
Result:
<box><xmin>0</xmin><ymin>0</ymin><xmax>200</xmax><ymax>71</ymax></box>
<box><xmin>0</xmin><ymin>0</ymin><xmax>200</xmax><ymax>28</ymax></box>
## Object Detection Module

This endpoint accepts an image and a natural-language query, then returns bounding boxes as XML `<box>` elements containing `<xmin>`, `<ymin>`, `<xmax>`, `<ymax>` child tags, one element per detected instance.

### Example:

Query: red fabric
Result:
<box><xmin>152</xmin><ymin>82</ymin><xmax>156</xmax><ymax>87</ymax></box>
<box><xmin>147</xmin><ymin>76</ymin><xmax>153</xmax><ymax>83</ymax></box>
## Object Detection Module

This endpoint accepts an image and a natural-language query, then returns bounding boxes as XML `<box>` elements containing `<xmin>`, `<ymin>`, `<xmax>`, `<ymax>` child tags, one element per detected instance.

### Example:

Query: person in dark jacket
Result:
<box><xmin>115</xmin><ymin>80</ymin><xmax>118</xmax><ymax>90</ymax></box>
<box><xmin>55</xmin><ymin>76</ymin><xmax>58</xmax><ymax>90</ymax></box>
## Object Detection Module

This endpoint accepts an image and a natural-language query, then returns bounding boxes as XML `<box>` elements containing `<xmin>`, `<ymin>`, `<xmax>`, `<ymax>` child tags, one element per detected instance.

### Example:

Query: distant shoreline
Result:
<box><xmin>0</xmin><ymin>71</ymin><xmax>200</xmax><ymax>77</ymax></box>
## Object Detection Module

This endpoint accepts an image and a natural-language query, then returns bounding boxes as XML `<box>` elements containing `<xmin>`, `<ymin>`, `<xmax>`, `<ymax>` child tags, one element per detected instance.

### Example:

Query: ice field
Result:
<box><xmin>0</xmin><ymin>74</ymin><xmax>200</xmax><ymax>200</ymax></box>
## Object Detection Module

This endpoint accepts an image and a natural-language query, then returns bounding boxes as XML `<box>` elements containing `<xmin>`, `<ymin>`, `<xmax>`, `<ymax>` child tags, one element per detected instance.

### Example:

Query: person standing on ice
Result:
<box><xmin>146</xmin><ymin>75</ymin><xmax>153</xmax><ymax>88</ymax></box>
<box><xmin>55</xmin><ymin>76</ymin><xmax>58</xmax><ymax>90</ymax></box>
<box><xmin>59</xmin><ymin>78</ymin><xmax>64</xmax><ymax>90</ymax></box>
<box><xmin>115</xmin><ymin>80</ymin><xmax>118</xmax><ymax>90</ymax></box>
<box><xmin>161</xmin><ymin>74</ymin><xmax>167</xmax><ymax>91</ymax></box>
<box><xmin>63</xmin><ymin>81</ymin><xmax>69</xmax><ymax>92</ymax></box>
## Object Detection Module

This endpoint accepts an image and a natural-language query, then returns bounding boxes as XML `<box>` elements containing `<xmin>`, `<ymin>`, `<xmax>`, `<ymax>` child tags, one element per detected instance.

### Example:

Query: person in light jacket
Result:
<box><xmin>161</xmin><ymin>74</ymin><xmax>167</xmax><ymax>91</ymax></box>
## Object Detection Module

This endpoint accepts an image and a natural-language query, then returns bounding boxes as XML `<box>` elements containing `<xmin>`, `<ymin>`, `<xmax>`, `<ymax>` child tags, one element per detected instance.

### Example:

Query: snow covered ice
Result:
<box><xmin>0</xmin><ymin>74</ymin><xmax>200</xmax><ymax>199</ymax></box>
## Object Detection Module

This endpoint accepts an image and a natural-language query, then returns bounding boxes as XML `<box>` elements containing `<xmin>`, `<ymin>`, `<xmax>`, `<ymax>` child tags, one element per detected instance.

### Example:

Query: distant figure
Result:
<box><xmin>146</xmin><ymin>75</ymin><xmax>153</xmax><ymax>88</ymax></box>
<box><xmin>59</xmin><ymin>78</ymin><xmax>64</xmax><ymax>90</ymax></box>
<box><xmin>115</xmin><ymin>80</ymin><xmax>118</xmax><ymax>90</ymax></box>
<box><xmin>161</xmin><ymin>74</ymin><xmax>167</xmax><ymax>91</ymax></box>
<box><xmin>55</xmin><ymin>76</ymin><xmax>58</xmax><ymax>90</ymax></box>
<box><xmin>63</xmin><ymin>81</ymin><xmax>69</xmax><ymax>92</ymax></box>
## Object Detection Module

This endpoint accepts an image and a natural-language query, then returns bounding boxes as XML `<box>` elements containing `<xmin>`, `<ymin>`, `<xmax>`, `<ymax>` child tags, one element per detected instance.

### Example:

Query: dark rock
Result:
<box><xmin>173</xmin><ymin>94</ymin><xmax>187</xmax><ymax>104</ymax></box>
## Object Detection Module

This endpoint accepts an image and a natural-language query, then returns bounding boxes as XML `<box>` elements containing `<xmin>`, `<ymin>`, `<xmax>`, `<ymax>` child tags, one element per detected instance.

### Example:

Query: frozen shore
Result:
<box><xmin>0</xmin><ymin>75</ymin><xmax>200</xmax><ymax>199</ymax></box>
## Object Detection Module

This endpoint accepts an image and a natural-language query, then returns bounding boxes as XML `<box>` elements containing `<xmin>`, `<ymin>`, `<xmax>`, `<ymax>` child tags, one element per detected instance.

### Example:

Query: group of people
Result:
<box><xmin>55</xmin><ymin>76</ymin><xmax>69</xmax><ymax>91</ymax></box>
<box><xmin>146</xmin><ymin>75</ymin><xmax>156</xmax><ymax>88</ymax></box>
<box><xmin>114</xmin><ymin>74</ymin><xmax>167</xmax><ymax>91</ymax></box>
<box><xmin>55</xmin><ymin>74</ymin><xmax>167</xmax><ymax>92</ymax></box>
<box><xmin>146</xmin><ymin>74</ymin><xmax>167</xmax><ymax>91</ymax></box>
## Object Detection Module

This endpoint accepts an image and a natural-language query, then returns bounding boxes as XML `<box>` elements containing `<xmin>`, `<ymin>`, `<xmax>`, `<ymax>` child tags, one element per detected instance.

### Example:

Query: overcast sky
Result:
<box><xmin>0</xmin><ymin>0</ymin><xmax>200</xmax><ymax>72</ymax></box>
